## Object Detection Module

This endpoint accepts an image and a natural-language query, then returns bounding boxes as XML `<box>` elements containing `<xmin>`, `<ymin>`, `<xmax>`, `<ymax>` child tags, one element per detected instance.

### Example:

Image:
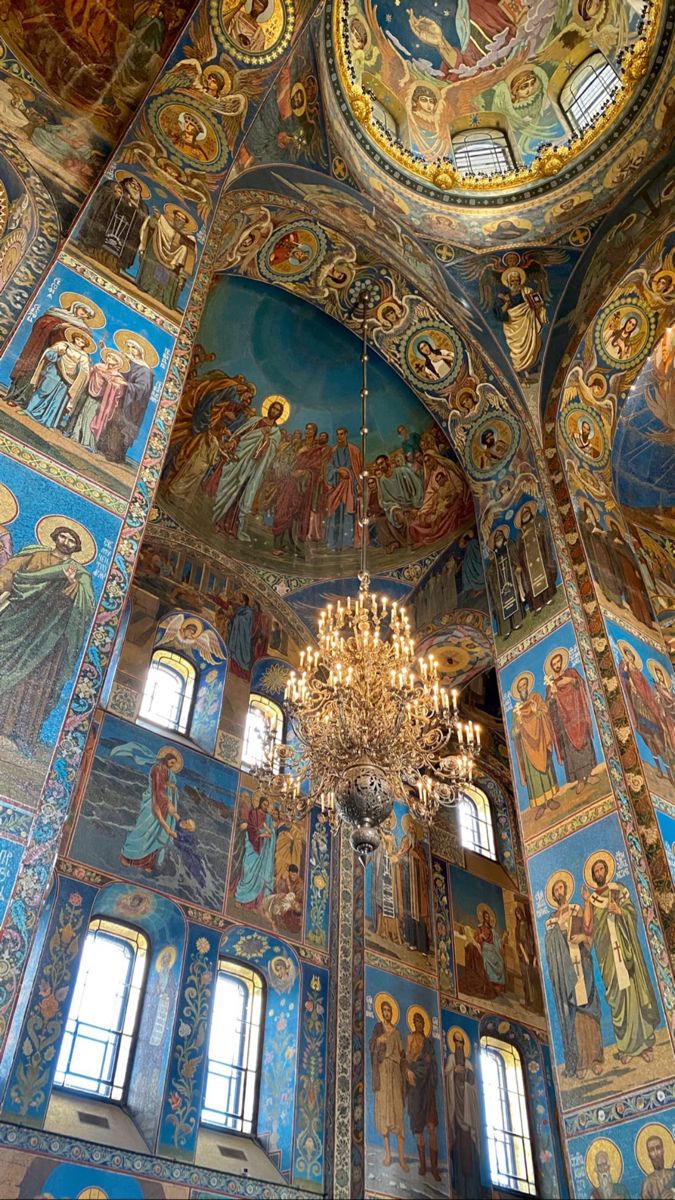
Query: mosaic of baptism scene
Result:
<box><xmin>0</xmin><ymin>0</ymin><xmax>672</xmax><ymax>1196</ymax></box>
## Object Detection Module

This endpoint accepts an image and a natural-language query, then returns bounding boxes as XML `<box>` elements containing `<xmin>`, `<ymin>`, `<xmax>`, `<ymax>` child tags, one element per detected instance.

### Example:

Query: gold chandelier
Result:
<box><xmin>258</xmin><ymin>289</ymin><xmax>480</xmax><ymax>862</ymax></box>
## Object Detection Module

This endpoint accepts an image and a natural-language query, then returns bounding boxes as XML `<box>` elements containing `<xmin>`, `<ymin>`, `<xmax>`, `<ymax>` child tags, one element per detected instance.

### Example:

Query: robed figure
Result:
<box><xmin>325</xmin><ymin>428</ymin><xmax>362</xmax><ymax>550</ymax></box>
<box><xmin>369</xmin><ymin>999</ymin><xmax>408</xmax><ymax>1172</ymax></box>
<box><xmin>398</xmin><ymin>816</ymin><xmax>431</xmax><ymax>954</ymax></box>
<box><xmin>405</xmin><ymin>1012</ymin><xmax>442</xmax><ymax>1182</ymax></box>
<box><xmin>583</xmin><ymin>856</ymin><xmax>659</xmax><ymax>1063</ymax></box>
<box><xmin>5</xmin><ymin>298</ymin><xmax>97</xmax><ymax>407</ymax></box>
<box><xmin>119</xmin><ymin>746</ymin><xmax>182</xmax><ymax>873</ymax></box>
<box><xmin>234</xmin><ymin>794</ymin><xmax>276</xmax><ymax>907</ymax></box>
<box><xmin>486</xmin><ymin>527</ymin><xmax>523</xmax><ymax>640</ymax></box>
<box><xmin>445</xmin><ymin>1030</ymin><xmax>482</xmax><ymax>1199</ymax></box>
<box><xmin>618</xmin><ymin>644</ymin><xmax>672</xmax><ymax>779</ymax></box>
<box><xmin>544</xmin><ymin>873</ymin><xmax>603</xmax><ymax>1079</ymax></box>
<box><xmin>511</xmin><ymin>673</ymin><xmax>559</xmax><ymax>812</ymax></box>
<box><xmin>0</xmin><ymin>526</ymin><xmax>95</xmax><ymax>753</ymax></box>
<box><xmin>98</xmin><ymin>338</ymin><xmax>156</xmax><ymax>464</ymax></box>
<box><xmin>77</xmin><ymin>175</ymin><xmax>148</xmax><ymax>274</ymax></box>
<box><xmin>25</xmin><ymin>332</ymin><xmax>92</xmax><ymax>429</ymax></box>
<box><xmin>545</xmin><ymin>650</ymin><xmax>597</xmax><ymax>791</ymax></box>
<box><xmin>514</xmin><ymin>502</ymin><xmax>557</xmax><ymax>613</ymax></box>
<box><xmin>213</xmin><ymin>401</ymin><xmax>286</xmax><ymax>540</ymax></box>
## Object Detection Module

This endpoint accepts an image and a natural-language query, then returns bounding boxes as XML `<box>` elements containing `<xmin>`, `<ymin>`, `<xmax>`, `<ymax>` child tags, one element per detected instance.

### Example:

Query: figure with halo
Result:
<box><xmin>0</xmin><ymin>516</ymin><xmax>96</xmax><ymax>754</ymax></box>
<box><xmin>404</xmin><ymin>1006</ymin><xmax>441</xmax><ymax>1182</ymax></box>
<box><xmin>444</xmin><ymin>1026</ymin><xmax>481</xmax><ymax>1198</ymax></box>
<box><xmin>544</xmin><ymin>869</ymin><xmax>603</xmax><ymax>1081</ymax></box>
<box><xmin>369</xmin><ymin>992</ymin><xmax>408</xmax><ymax>1174</ymax></box>
<box><xmin>213</xmin><ymin>395</ymin><xmax>289</xmax><ymax>541</ymax></box>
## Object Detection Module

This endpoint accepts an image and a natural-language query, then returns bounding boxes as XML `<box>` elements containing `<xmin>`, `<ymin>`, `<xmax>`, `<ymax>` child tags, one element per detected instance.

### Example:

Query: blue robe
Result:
<box><xmin>459</xmin><ymin>536</ymin><xmax>485</xmax><ymax>594</ymax></box>
<box><xmin>229</xmin><ymin>603</ymin><xmax>253</xmax><ymax>673</ymax></box>
<box><xmin>121</xmin><ymin>766</ymin><xmax>178</xmax><ymax>868</ymax></box>
<box><xmin>235</xmin><ymin>812</ymin><xmax>276</xmax><ymax>904</ymax></box>
<box><xmin>26</xmin><ymin>349</ymin><xmax>78</xmax><ymax>428</ymax></box>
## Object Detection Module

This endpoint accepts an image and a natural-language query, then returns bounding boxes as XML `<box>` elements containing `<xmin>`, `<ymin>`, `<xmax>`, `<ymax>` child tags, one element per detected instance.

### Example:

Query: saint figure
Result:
<box><xmin>545</xmin><ymin>650</ymin><xmax>597</xmax><ymax>793</ymax></box>
<box><xmin>369</xmin><ymin>999</ymin><xmax>408</xmax><ymax>1172</ymax></box>
<box><xmin>213</xmin><ymin>400</ymin><xmax>286</xmax><ymax>540</ymax></box>
<box><xmin>511</xmin><ymin>673</ymin><xmax>559</xmax><ymax>814</ymax></box>
<box><xmin>544</xmin><ymin>874</ymin><xmax>603</xmax><ymax>1079</ymax></box>
<box><xmin>445</xmin><ymin>1030</ymin><xmax>481</xmax><ymax>1199</ymax></box>
<box><xmin>120</xmin><ymin>746</ymin><xmax>182</xmax><ymax>873</ymax></box>
<box><xmin>325</xmin><ymin>426</ymin><xmax>362</xmax><ymax>551</ymax></box>
<box><xmin>136</xmin><ymin>207</ymin><xmax>196</xmax><ymax>310</ymax></box>
<box><xmin>486</xmin><ymin>528</ymin><xmax>523</xmax><ymax>640</ymax></box>
<box><xmin>405</xmin><ymin>1012</ymin><xmax>442</xmax><ymax>1182</ymax></box>
<box><xmin>234</xmin><ymin>794</ymin><xmax>276</xmax><ymax>907</ymax></box>
<box><xmin>514</xmin><ymin>502</ymin><xmax>557</xmax><ymax>613</ymax></box>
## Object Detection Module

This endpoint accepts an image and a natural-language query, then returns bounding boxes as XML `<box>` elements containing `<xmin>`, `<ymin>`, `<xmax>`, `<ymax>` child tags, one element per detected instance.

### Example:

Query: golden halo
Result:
<box><xmin>585</xmin><ymin>1138</ymin><xmax>624</xmax><ymax>1190</ymax></box>
<box><xmin>290</xmin><ymin>81</ymin><xmax>307</xmax><ymax>116</ymax></box>
<box><xmin>407</xmin><ymin>1005</ymin><xmax>431</xmax><ymax>1035</ymax></box>
<box><xmin>35</xmin><ymin>515</ymin><xmax>97</xmax><ymax>565</ymax></box>
<box><xmin>0</xmin><ymin>483</ymin><xmax>18</xmax><ymax>525</ymax></box>
<box><xmin>163</xmin><ymin>203</ymin><xmax>198</xmax><ymax>236</ymax></box>
<box><xmin>647</xmin><ymin>657</ymin><xmax>669</xmax><ymax>685</ymax></box>
<box><xmin>489</xmin><ymin>524</ymin><xmax>511</xmax><ymax>549</ymax></box>
<box><xmin>587</xmin><ymin>370</ymin><xmax>608</xmax><ymax>398</ymax></box>
<box><xmin>114</xmin><ymin>329</ymin><xmax>160</xmax><ymax>369</ymax></box>
<box><xmin>511</xmin><ymin>670</ymin><xmax>534</xmax><ymax>700</ymax></box>
<box><xmin>514</xmin><ymin>500</ymin><xmax>538</xmax><ymax>530</ymax></box>
<box><xmin>616</xmin><ymin>638</ymin><xmax>642</xmax><ymax>670</ymax></box>
<box><xmin>446</xmin><ymin>1025</ymin><xmax>471</xmax><ymax>1056</ymax></box>
<box><xmin>100</xmin><ymin>346</ymin><xmax>129</xmax><ymax>372</ymax></box>
<box><xmin>155</xmin><ymin>944</ymin><xmax>177</xmax><ymax>972</ymax></box>
<box><xmin>635</xmin><ymin>1123</ymin><xmax>675</xmax><ymax>1176</ymax></box>
<box><xmin>262</xmin><ymin>394</ymin><xmax>290</xmax><ymax>424</ymax></box>
<box><xmin>64</xmin><ymin>325</ymin><xmax>96</xmax><ymax>355</ymax></box>
<box><xmin>113</xmin><ymin>169</ymin><xmax>152</xmax><ymax>200</ymax></box>
<box><xmin>476</xmin><ymin>903</ymin><xmax>497</xmax><ymax>928</ymax></box>
<box><xmin>583</xmin><ymin>849</ymin><xmax>615</xmax><ymax>890</ymax></box>
<box><xmin>203</xmin><ymin>64</ymin><xmax>232</xmax><ymax>95</ymax></box>
<box><xmin>374</xmin><ymin>991</ymin><xmax>399</xmax><ymax>1025</ymax></box>
<box><xmin>59</xmin><ymin>292</ymin><xmax>105</xmax><ymax>329</ymax></box>
<box><xmin>545</xmin><ymin>869</ymin><xmax>575</xmax><ymax>909</ymax></box>
<box><xmin>544</xmin><ymin>646</ymin><xmax>570</xmax><ymax>678</ymax></box>
<box><xmin>157</xmin><ymin>745</ymin><xmax>184</xmax><ymax>771</ymax></box>
<box><xmin>650</xmin><ymin>269</ymin><xmax>674</xmax><ymax>297</ymax></box>
<box><xmin>501</xmin><ymin>265</ymin><xmax>526</xmax><ymax>286</ymax></box>
<box><xmin>579</xmin><ymin>496</ymin><xmax>599</xmax><ymax>522</ymax></box>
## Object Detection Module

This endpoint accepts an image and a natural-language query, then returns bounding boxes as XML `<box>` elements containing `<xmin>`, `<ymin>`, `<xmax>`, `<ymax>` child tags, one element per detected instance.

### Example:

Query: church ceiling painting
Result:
<box><xmin>160</xmin><ymin>271</ymin><xmax>475</xmax><ymax>579</ymax></box>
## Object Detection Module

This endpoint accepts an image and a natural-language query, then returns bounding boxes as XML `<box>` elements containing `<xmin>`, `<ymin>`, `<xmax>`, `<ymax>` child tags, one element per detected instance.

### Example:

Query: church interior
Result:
<box><xmin>0</xmin><ymin>0</ymin><xmax>672</xmax><ymax>1197</ymax></box>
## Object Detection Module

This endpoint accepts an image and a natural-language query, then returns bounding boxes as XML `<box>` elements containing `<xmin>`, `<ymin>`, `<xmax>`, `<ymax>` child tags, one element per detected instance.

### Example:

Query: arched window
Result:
<box><xmin>241</xmin><ymin>693</ymin><xmax>284</xmax><ymax>773</ymax></box>
<box><xmin>560</xmin><ymin>53</ymin><xmax>620</xmax><ymax>134</ymax></box>
<box><xmin>139</xmin><ymin>648</ymin><xmax>196</xmax><ymax>735</ymax></box>
<box><xmin>372</xmin><ymin>97</ymin><xmax>398</xmax><ymax>138</ymax></box>
<box><xmin>202</xmin><ymin>959</ymin><xmax>265</xmax><ymax>1133</ymax></box>
<box><xmin>54</xmin><ymin>919</ymin><xmax>148</xmax><ymax>1101</ymax></box>
<box><xmin>452</xmin><ymin>128</ymin><xmax>514</xmax><ymax>177</ymax></box>
<box><xmin>459</xmin><ymin>785</ymin><xmax>496</xmax><ymax>859</ymax></box>
<box><xmin>480</xmin><ymin>1036</ymin><xmax>536</xmax><ymax>1195</ymax></box>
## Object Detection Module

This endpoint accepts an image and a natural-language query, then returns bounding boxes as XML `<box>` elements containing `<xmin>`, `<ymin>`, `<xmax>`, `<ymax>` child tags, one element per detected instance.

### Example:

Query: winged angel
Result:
<box><xmin>456</xmin><ymin>249</ymin><xmax>568</xmax><ymax>377</ymax></box>
<box><xmin>156</xmin><ymin>613</ymin><xmax>226</xmax><ymax>664</ymax></box>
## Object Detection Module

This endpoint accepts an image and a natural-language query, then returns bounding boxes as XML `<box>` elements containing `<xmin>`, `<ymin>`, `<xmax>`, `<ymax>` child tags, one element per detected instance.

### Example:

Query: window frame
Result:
<box><xmin>53</xmin><ymin>918</ymin><xmax>149</xmax><ymax>1105</ymax></box>
<box><xmin>559</xmin><ymin>53</ymin><xmax>621</xmax><ymax>135</ymax></box>
<box><xmin>479</xmin><ymin>1035</ymin><xmax>537</xmax><ymax>1196</ymax></box>
<box><xmin>459</xmin><ymin>784</ymin><xmax>497</xmax><ymax>861</ymax></box>
<box><xmin>451</xmin><ymin>127</ymin><xmax>515</xmax><ymax>178</ymax></box>
<box><xmin>139</xmin><ymin>647</ymin><xmax>198</xmax><ymax>736</ymax></box>
<box><xmin>241</xmin><ymin>693</ymin><xmax>285</xmax><ymax>774</ymax></box>
<box><xmin>201</xmin><ymin>956</ymin><xmax>266</xmax><ymax>1136</ymax></box>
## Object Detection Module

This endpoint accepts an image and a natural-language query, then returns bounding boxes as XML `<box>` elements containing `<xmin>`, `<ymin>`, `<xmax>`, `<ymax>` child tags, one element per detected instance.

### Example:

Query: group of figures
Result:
<box><xmin>2</xmin><ymin>290</ymin><xmax>158</xmax><ymax>466</ymax></box>
<box><xmin>485</xmin><ymin>499</ymin><xmax>558</xmax><ymax>643</ymax></box>
<box><xmin>228</xmin><ymin>790</ymin><xmax>317</xmax><ymax>936</ymax></box>
<box><xmin>614</xmin><ymin>632</ymin><xmax>675</xmax><ymax>792</ymax></box>
<box><xmin>369</xmin><ymin>813</ymin><xmax>433</xmax><ymax>960</ymax></box>
<box><xmin>75</xmin><ymin>172</ymin><xmax>197</xmax><ymax>313</ymax></box>
<box><xmin>163</xmin><ymin>358</ymin><xmax>470</xmax><ymax>562</ymax></box>
<box><xmin>584</xmin><ymin>1125</ymin><xmax>675</xmax><ymax>1199</ymax></box>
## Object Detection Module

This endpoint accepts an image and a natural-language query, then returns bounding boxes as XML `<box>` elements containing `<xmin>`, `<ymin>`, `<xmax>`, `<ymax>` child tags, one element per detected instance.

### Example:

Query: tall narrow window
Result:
<box><xmin>560</xmin><ymin>53</ymin><xmax>620</xmax><ymax>133</ymax></box>
<box><xmin>459</xmin><ymin>785</ymin><xmax>496</xmax><ymax>859</ymax></box>
<box><xmin>480</xmin><ymin>1036</ymin><xmax>536</xmax><ymax>1195</ymax></box>
<box><xmin>241</xmin><ymin>694</ymin><xmax>284</xmax><ymax>773</ymax></box>
<box><xmin>452</xmin><ymin>128</ymin><xmax>514</xmax><ymax>177</ymax></box>
<box><xmin>54</xmin><ymin>919</ymin><xmax>148</xmax><ymax>1101</ymax></box>
<box><xmin>202</xmin><ymin>960</ymin><xmax>264</xmax><ymax>1133</ymax></box>
<box><xmin>139</xmin><ymin>648</ymin><xmax>196</xmax><ymax>734</ymax></box>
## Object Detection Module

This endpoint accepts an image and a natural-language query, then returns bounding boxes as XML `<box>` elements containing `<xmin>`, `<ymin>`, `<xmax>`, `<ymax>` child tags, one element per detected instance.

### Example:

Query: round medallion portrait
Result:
<box><xmin>402</xmin><ymin>321</ymin><xmax>462</xmax><ymax>393</ymax></box>
<box><xmin>258</xmin><ymin>221</ymin><xmax>326</xmax><ymax>282</ymax></box>
<box><xmin>595</xmin><ymin>294</ymin><xmax>657</xmax><ymax>370</ymax></box>
<box><xmin>212</xmin><ymin>0</ymin><xmax>294</xmax><ymax>63</ymax></box>
<box><xmin>149</xmin><ymin>98</ymin><xmax>228</xmax><ymax>173</ymax></box>
<box><xmin>465</xmin><ymin>412</ymin><xmax>520</xmax><ymax>481</ymax></box>
<box><xmin>560</xmin><ymin>405</ymin><xmax>609</xmax><ymax>470</ymax></box>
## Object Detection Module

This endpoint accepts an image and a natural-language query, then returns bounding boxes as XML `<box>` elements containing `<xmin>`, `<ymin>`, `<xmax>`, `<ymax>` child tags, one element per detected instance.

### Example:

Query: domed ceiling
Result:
<box><xmin>159</xmin><ymin>273</ymin><xmax>474</xmax><ymax>580</ymax></box>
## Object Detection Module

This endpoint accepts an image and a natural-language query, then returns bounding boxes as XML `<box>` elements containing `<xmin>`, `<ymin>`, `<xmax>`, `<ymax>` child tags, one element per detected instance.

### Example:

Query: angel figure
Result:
<box><xmin>160</xmin><ymin>6</ymin><xmax>266</xmax><ymax>150</ymax></box>
<box><xmin>476</xmin><ymin>67</ymin><xmax>564</xmax><ymax>159</ymax></box>
<box><xmin>156</xmin><ymin>613</ymin><xmax>226</xmax><ymax>663</ymax></box>
<box><xmin>217</xmin><ymin>204</ymin><xmax>274</xmax><ymax>273</ymax></box>
<box><xmin>118</xmin><ymin>139</ymin><xmax>214</xmax><ymax>223</ymax></box>
<box><xmin>311</xmin><ymin>243</ymin><xmax>358</xmax><ymax>309</ymax></box>
<box><xmin>457</xmin><ymin>250</ymin><xmax>567</xmax><ymax>377</ymax></box>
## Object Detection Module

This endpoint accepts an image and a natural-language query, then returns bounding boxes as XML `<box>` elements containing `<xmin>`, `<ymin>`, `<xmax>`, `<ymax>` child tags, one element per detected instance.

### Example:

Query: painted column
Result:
<box><xmin>0</xmin><ymin>0</ymin><xmax>317</xmax><ymax>1054</ymax></box>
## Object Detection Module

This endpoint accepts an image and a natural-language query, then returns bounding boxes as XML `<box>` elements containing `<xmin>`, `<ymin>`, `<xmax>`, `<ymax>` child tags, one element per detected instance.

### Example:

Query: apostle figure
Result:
<box><xmin>617</xmin><ymin>642</ymin><xmax>672</xmax><ymax>781</ymax></box>
<box><xmin>374</xmin><ymin>453</ymin><xmax>424</xmax><ymax>546</ymax></box>
<box><xmin>77</xmin><ymin>174</ymin><xmax>148</xmax><ymax>275</ymax></box>
<box><xmin>514</xmin><ymin>501</ymin><xmax>557</xmax><ymax>613</ymax></box>
<box><xmin>0</xmin><ymin>523</ymin><xmax>95</xmax><ymax>754</ymax></box>
<box><xmin>638</xmin><ymin>1130</ymin><xmax>675</xmax><ymax>1199</ymax></box>
<box><xmin>577</xmin><ymin>500</ymin><xmax>619</xmax><ymax>606</ymax></box>
<box><xmin>605</xmin><ymin>518</ymin><xmax>655</xmax><ymax>627</ymax></box>
<box><xmin>582</xmin><ymin>854</ymin><xmax>659</xmax><ymax>1064</ymax></box>
<box><xmin>458</xmin><ymin>529</ymin><xmax>485</xmax><ymax>597</ymax></box>
<box><xmin>445</xmin><ymin>1028</ymin><xmax>482</xmax><ymax>1199</ymax></box>
<box><xmin>167</xmin><ymin>371</ymin><xmax>254</xmax><ymax>495</ymax></box>
<box><xmin>97</xmin><ymin>334</ymin><xmax>157</xmax><ymax>464</ymax></box>
<box><xmin>228</xmin><ymin>592</ymin><xmax>254</xmax><ymax>678</ymax></box>
<box><xmin>398</xmin><ymin>814</ymin><xmax>431</xmax><ymax>954</ymax></box>
<box><xmin>4</xmin><ymin>295</ymin><xmax>99</xmax><ymax>407</ymax></box>
<box><xmin>370</xmin><ymin>813</ymin><xmax>403</xmax><ymax>944</ymax></box>
<box><xmin>120</xmin><ymin>746</ymin><xmax>182</xmax><ymax>873</ymax></box>
<box><xmin>545</xmin><ymin>648</ymin><xmax>597</xmax><ymax>793</ymax></box>
<box><xmin>649</xmin><ymin>661</ymin><xmax>675</xmax><ymax>766</ymax></box>
<box><xmin>511</xmin><ymin>671</ymin><xmax>559</xmax><ymax>815</ymax></box>
<box><xmin>25</xmin><ymin>327</ymin><xmax>94</xmax><ymax>429</ymax></box>
<box><xmin>225</xmin><ymin>0</ymin><xmax>271</xmax><ymax>53</ymax></box>
<box><xmin>68</xmin><ymin>347</ymin><xmax>128</xmax><ymax>451</ymax></box>
<box><xmin>234</xmin><ymin>793</ymin><xmax>276</xmax><ymax>908</ymax></box>
<box><xmin>486</xmin><ymin>526</ymin><xmax>523</xmax><ymax>640</ymax></box>
<box><xmin>497</xmin><ymin>265</ymin><xmax>546</xmax><ymax>378</ymax></box>
<box><xmin>213</xmin><ymin>397</ymin><xmax>286</xmax><ymax>540</ymax></box>
<box><xmin>369</xmin><ymin>996</ymin><xmax>408</xmax><ymax>1173</ymax></box>
<box><xmin>514</xmin><ymin>903</ymin><xmax>542</xmax><ymax>1011</ymax></box>
<box><xmin>325</xmin><ymin>426</ymin><xmax>362</xmax><ymax>551</ymax></box>
<box><xmin>136</xmin><ymin>205</ymin><xmax>196</xmax><ymax>310</ymax></box>
<box><xmin>405</xmin><ymin>1010</ymin><xmax>442</xmax><ymax>1182</ymax></box>
<box><xmin>588</xmin><ymin>1144</ymin><xmax>629</xmax><ymax>1199</ymax></box>
<box><xmin>544</xmin><ymin>871</ymin><xmax>603</xmax><ymax>1079</ymax></box>
<box><xmin>272</xmin><ymin>422</ymin><xmax>325</xmax><ymax>555</ymax></box>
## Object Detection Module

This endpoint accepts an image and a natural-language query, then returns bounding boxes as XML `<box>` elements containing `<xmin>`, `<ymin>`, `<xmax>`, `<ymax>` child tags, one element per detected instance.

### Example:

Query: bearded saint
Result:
<box><xmin>545</xmin><ymin>658</ymin><xmax>597</xmax><ymax>791</ymax></box>
<box><xmin>511</xmin><ymin>678</ymin><xmax>558</xmax><ymax>810</ymax></box>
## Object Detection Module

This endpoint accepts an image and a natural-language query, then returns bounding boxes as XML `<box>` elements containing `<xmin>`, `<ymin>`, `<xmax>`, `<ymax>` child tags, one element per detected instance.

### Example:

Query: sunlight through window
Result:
<box><xmin>560</xmin><ymin>54</ymin><xmax>621</xmax><ymax>134</ymax></box>
<box><xmin>452</xmin><ymin>128</ymin><xmax>514</xmax><ymax>177</ymax></box>
<box><xmin>202</xmin><ymin>961</ymin><xmax>264</xmax><ymax>1133</ymax></box>
<box><xmin>459</xmin><ymin>785</ymin><xmax>496</xmax><ymax>859</ymax></box>
<box><xmin>139</xmin><ymin>649</ymin><xmax>196</xmax><ymax>734</ymax></box>
<box><xmin>241</xmin><ymin>694</ymin><xmax>284</xmax><ymax>773</ymax></box>
<box><xmin>480</xmin><ymin>1036</ymin><xmax>536</xmax><ymax>1195</ymax></box>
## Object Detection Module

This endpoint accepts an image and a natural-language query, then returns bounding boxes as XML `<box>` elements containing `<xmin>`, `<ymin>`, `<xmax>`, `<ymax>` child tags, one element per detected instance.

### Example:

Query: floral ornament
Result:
<box><xmin>165</xmin><ymin>936</ymin><xmax>214</xmax><ymax>1149</ymax></box>
<box><xmin>295</xmin><ymin>971</ymin><xmax>327</xmax><ymax>1183</ymax></box>
<box><xmin>233</xmin><ymin>932</ymin><xmax>269</xmax><ymax>960</ymax></box>
<box><xmin>9</xmin><ymin>893</ymin><xmax>86</xmax><ymax>1116</ymax></box>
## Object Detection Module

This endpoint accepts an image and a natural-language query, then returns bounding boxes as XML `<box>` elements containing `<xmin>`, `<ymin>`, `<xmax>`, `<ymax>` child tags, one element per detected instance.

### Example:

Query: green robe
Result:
<box><xmin>589</xmin><ymin>883</ymin><xmax>659</xmax><ymax>1057</ymax></box>
<box><xmin>0</xmin><ymin>546</ymin><xmax>95</xmax><ymax>747</ymax></box>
